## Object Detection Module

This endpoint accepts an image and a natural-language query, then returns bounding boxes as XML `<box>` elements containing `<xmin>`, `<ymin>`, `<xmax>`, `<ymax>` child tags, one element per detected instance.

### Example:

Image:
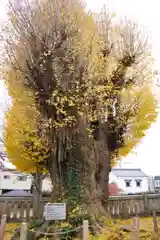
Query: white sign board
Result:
<box><xmin>44</xmin><ymin>203</ymin><xmax>66</xmax><ymax>220</ymax></box>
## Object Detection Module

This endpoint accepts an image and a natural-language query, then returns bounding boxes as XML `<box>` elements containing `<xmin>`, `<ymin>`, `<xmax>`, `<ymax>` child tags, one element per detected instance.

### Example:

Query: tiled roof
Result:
<box><xmin>112</xmin><ymin>168</ymin><xmax>147</xmax><ymax>177</ymax></box>
<box><xmin>154</xmin><ymin>176</ymin><xmax>160</xmax><ymax>180</ymax></box>
<box><xmin>0</xmin><ymin>168</ymin><xmax>30</xmax><ymax>176</ymax></box>
<box><xmin>2</xmin><ymin>190</ymin><xmax>33</xmax><ymax>197</ymax></box>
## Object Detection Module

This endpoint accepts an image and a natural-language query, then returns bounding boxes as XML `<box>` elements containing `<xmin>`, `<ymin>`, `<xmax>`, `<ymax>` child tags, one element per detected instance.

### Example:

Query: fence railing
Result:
<box><xmin>1</xmin><ymin>193</ymin><xmax>160</xmax><ymax>221</ymax></box>
<box><xmin>108</xmin><ymin>193</ymin><xmax>160</xmax><ymax>218</ymax></box>
<box><xmin>0</xmin><ymin>196</ymin><xmax>49</xmax><ymax>221</ymax></box>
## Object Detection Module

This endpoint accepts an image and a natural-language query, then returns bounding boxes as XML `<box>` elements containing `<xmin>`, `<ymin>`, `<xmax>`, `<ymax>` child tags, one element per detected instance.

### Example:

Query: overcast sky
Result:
<box><xmin>1</xmin><ymin>0</ymin><xmax>160</xmax><ymax>175</ymax></box>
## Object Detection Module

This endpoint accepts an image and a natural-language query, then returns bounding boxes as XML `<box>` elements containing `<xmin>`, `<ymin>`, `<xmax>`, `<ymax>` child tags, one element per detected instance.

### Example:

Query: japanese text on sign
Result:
<box><xmin>44</xmin><ymin>203</ymin><xmax>66</xmax><ymax>220</ymax></box>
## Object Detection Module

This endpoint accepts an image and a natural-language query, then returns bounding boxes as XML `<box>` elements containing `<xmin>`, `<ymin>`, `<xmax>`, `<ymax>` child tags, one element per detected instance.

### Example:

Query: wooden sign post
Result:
<box><xmin>133</xmin><ymin>203</ymin><xmax>140</xmax><ymax>240</ymax></box>
<box><xmin>83</xmin><ymin>220</ymin><xmax>89</xmax><ymax>240</ymax></box>
<box><xmin>153</xmin><ymin>205</ymin><xmax>158</xmax><ymax>234</ymax></box>
<box><xmin>20</xmin><ymin>222</ymin><xmax>28</xmax><ymax>240</ymax></box>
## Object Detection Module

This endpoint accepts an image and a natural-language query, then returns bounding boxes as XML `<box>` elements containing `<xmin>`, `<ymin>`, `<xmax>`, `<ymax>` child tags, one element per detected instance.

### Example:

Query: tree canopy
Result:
<box><xmin>2</xmin><ymin>0</ymin><xmax>157</xmax><ymax>216</ymax></box>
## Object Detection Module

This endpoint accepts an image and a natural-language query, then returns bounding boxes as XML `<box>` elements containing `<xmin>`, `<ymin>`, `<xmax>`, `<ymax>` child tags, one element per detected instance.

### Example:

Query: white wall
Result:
<box><xmin>0</xmin><ymin>170</ymin><xmax>53</xmax><ymax>193</ymax></box>
<box><xmin>42</xmin><ymin>177</ymin><xmax>52</xmax><ymax>192</ymax></box>
<box><xmin>109</xmin><ymin>173</ymin><xmax>149</xmax><ymax>194</ymax></box>
<box><xmin>0</xmin><ymin>170</ymin><xmax>32</xmax><ymax>191</ymax></box>
<box><xmin>109</xmin><ymin>172</ymin><xmax>118</xmax><ymax>184</ymax></box>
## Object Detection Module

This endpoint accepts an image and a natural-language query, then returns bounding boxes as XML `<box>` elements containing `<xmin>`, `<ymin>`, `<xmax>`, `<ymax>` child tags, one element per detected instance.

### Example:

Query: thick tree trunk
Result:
<box><xmin>48</xmin><ymin>126</ymin><xmax>111</xmax><ymax>220</ymax></box>
<box><xmin>82</xmin><ymin>139</ymin><xmax>109</xmax><ymax>218</ymax></box>
<box><xmin>100</xmin><ymin>155</ymin><xmax>111</xmax><ymax>209</ymax></box>
<box><xmin>48</xmin><ymin>145</ymin><xmax>63</xmax><ymax>203</ymax></box>
<box><xmin>49</xmin><ymin>159</ymin><xmax>59</xmax><ymax>202</ymax></box>
<box><xmin>98</xmin><ymin>125</ymin><xmax>111</xmax><ymax>210</ymax></box>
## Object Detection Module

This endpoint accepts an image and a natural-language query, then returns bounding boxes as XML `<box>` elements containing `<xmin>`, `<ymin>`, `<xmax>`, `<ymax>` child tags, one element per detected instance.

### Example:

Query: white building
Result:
<box><xmin>42</xmin><ymin>176</ymin><xmax>52</xmax><ymax>192</ymax></box>
<box><xmin>153</xmin><ymin>176</ymin><xmax>160</xmax><ymax>192</ymax></box>
<box><xmin>0</xmin><ymin>169</ymin><xmax>32</xmax><ymax>194</ymax></box>
<box><xmin>0</xmin><ymin>168</ymin><xmax>52</xmax><ymax>195</ymax></box>
<box><xmin>109</xmin><ymin>168</ymin><xmax>149</xmax><ymax>194</ymax></box>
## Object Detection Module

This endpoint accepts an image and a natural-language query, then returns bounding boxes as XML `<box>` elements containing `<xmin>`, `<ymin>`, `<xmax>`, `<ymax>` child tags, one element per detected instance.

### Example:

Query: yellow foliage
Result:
<box><xmin>4</xmin><ymin>98</ymin><xmax>49</xmax><ymax>172</ymax></box>
<box><xmin>118</xmin><ymin>85</ymin><xmax>157</xmax><ymax>158</ymax></box>
<box><xmin>3</xmin><ymin>0</ymin><xmax>157</xmax><ymax>173</ymax></box>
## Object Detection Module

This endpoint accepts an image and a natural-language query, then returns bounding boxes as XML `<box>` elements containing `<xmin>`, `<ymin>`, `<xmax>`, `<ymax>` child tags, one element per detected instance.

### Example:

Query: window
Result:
<box><xmin>125</xmin><ymin>180</ymin><xmax>131</xmax><ymax>187</ymax></box>
<box><xmin>155</xmin><ymin>181</ymin><xmax>160</xmax><ymax>187</ymax></box>
<box><xmin>136</xmin><ymin>180</ymin><xmax>142</xmax><ymax>187</ymax></box>
<box><xmin>4</xmin><ymin>175</ymin><xmax>10</xmax><ymax>180</ymax></box>
<box><xmin>17</xmin><ymin>176</ymin><xmax>27</xmax><ymax>181</ymax></box>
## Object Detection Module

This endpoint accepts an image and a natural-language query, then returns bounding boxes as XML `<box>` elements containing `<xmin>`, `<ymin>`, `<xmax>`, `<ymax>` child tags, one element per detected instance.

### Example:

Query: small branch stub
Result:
<box><xmin>153</xmin><ymin>205</ymin><xmax>158</xmax><ymax>233</ymax></box>
<box><xmin>133</xmin><ymin>216</ymin><xmax>140</xmax><ymax>240</ymax></box>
